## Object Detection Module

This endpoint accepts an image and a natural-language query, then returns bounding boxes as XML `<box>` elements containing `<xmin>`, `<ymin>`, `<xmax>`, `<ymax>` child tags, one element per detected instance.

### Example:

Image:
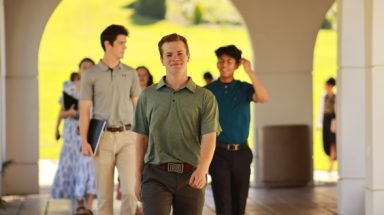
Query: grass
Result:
<box><xmin>38</xmin><ymin>0</ymin><xmax>337</xmax><ymax>171</ymax></box>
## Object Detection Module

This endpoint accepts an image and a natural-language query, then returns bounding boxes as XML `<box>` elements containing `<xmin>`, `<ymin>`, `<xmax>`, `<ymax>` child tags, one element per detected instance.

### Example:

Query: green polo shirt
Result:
<box><xmin>131</xmin><ymin>76</ymin><xmax>222</xmax><ymax>167</ymax></box>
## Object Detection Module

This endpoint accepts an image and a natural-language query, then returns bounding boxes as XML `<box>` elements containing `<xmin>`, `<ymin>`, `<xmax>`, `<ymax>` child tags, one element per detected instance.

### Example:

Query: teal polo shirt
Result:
<box><xmin>204</xmin><ymin>79</ymin><xmax>255</xmax><ymax>144</ymax></box>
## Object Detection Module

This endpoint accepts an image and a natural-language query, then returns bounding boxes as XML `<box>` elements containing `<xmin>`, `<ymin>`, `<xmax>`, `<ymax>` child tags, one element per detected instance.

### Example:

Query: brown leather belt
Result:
<box><xmin>105</xmin><ymin>124</ymin><xmax>131</xmax><ymax>132</ymax></box>
<box><xmin>150</xmin><ymin>163</ymin><xmax>196</xmax><ymax>173</ymax></box>
<box><xmin>217</xmin><ymin>141</ymin><xmax>248</xmax><ymax>151</ymax></box>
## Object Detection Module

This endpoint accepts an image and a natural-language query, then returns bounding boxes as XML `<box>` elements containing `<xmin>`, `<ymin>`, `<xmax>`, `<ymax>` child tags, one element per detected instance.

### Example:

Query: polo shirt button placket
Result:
<box><xmin>172</xmin><ymin>91</ymin><xmax>175</xmax><ymax>102</ymax></box>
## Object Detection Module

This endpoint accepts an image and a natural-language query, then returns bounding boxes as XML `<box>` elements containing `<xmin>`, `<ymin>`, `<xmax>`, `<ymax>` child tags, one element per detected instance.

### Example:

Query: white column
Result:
<box><xmin>337</xmin><ymin>0</ymin><xmax>366</xmax><ymax>214</ymax></box>
<box><xmin>365</xmin><ymin>0</ymin><xmax>384</xmax><ymax>213</ymax></box>
<box><xmin>231</xmin><ymin>0</ymin><xmax>333</xmax><ymax>187</ymax></box>
<box><xmin>3</xmin><ymin>0</ymin><xmax>60</xmax><ymax>194</ymax></box>
<box><xmin>0</xmin><ymin>0</ymin><xmax>4</xmax><ymax>195</ymax></box>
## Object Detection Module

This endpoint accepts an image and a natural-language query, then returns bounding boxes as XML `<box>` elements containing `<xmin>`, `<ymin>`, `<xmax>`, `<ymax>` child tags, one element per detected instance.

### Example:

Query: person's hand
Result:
<box><xmin>240</xmin><ymin>58</ymin><xmax>252</xmax><ymax>73</ymax></box>
<box><xmin>68</xmin><ymin>104</ymin><xmax>78</xmax><ymax>117</ymax></box>
<box><xmin>189</xmin><ymin>168</ymin><xmax>207</xmax><ymax>189</ymax></box>
<box><xmin>135</xmin><ymin>178</ymin><xmax>142</xmax><ymax>202</ymax></box>
<box><xmin>81</xmin><ymin>142</ymin><xmax>94</xmax><ymax>157</ymax></box>
<box><xmin>55</xmin><ymin>128</ymin><xmax>61</xmax><ymax>140</ymax></box>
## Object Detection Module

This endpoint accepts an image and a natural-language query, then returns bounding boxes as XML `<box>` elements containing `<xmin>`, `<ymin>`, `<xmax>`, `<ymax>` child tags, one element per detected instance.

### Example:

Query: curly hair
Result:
<box><xmin>215</xmin><ymin>45</ymin><xmax>242</xmax><ymax>63</ymax></box>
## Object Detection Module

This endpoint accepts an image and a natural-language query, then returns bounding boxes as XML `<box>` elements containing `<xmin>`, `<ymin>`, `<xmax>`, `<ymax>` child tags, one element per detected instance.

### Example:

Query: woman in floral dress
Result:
<box><xmin>51</xmin><ymin>58</ymin><xmax>97</xmax><ymax>215</ymax></box>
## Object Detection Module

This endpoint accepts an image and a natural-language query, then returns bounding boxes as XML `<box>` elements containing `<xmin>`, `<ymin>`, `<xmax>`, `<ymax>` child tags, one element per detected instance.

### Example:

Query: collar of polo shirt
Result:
<box><xmin>217</xmin><ymin>78</ymin><xmax>237</xmax><ymax>88</ymax></box>
<box><xmin>156</xmin><ymin>76</ymin><xmax>196</xmax><ymax>93</ymax></box>
<box><xmin>97</xmin><ymin>60</ymin><xmax>123</xmax><ymax>72</ymax></box>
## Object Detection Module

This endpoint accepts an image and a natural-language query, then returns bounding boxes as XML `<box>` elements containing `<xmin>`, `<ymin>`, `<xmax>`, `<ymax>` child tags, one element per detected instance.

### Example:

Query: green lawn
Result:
<box><xmin>38</xmin><ymin>0</ymin><xmax>337</xmax><ymax>170</ymax></box>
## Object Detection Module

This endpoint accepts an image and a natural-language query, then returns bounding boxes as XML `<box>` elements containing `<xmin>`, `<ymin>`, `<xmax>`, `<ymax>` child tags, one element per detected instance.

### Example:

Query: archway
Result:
<box><xmin>2</xmin><ymin>0</ymin><xmax>334</xmax><ymax>196</ymax></box>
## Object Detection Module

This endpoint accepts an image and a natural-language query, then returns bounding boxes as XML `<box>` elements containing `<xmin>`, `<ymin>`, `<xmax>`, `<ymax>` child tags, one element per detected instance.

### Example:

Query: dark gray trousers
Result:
<box><xmin>141</xmin><ymin>164</ymin><xmax>206</xmax><ymax>215</ymax></box>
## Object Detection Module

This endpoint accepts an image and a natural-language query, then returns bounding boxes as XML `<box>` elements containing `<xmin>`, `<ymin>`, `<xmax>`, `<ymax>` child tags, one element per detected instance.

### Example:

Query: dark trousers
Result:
<box><xmin>209</xmin><ymin>145</ymin><xmax>253</xmax><ymax>215</ymax></box>
<box><xmin>141</xmin><ymin>164</ymin><xmax>206</xmax><ymax>215</ymax></box>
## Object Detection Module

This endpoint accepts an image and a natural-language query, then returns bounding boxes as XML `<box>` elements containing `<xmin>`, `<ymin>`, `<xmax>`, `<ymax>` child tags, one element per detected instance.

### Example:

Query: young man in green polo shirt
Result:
<box><xmin>131</xmin><ymin>33</ymin><xmax>222</xmax><ymax>215</ymax></box>
<box><xmin>205</xmin><ymin>45</ymin><xmax>269</xmax><ymax>215</ymax></box>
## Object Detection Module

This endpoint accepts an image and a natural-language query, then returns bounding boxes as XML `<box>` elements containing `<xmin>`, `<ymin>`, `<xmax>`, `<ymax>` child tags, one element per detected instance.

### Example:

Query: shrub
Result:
<box><xmin>182</xmin><ymin>0</ymin><xmax>242</xmax><ymax>25</ymax></box>
<box><xmin>321</xmin><ymin>14</ymin><xmax>334</xmax><ymax>29</ymax></box>
<box><xmin>135</xmin><ymin>0</ymin><xmax>167</xmax><ymax>20</ymax></box>
<box><xmin>193</xmin><ymin>3</ymin><xmax>203</xmax><ymax>24</ymax></box>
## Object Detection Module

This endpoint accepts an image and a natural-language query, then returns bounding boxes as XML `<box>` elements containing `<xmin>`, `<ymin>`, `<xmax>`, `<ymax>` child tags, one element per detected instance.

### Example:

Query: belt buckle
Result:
<box><xmin>168</xmin><ymin>163</ymin><xmax>184</xmax><ymax>173</ymax></box>
<box><xmin>227</xmin><ymin>144</ymin><xmax>238</xmax><ymax>151</ymax></box>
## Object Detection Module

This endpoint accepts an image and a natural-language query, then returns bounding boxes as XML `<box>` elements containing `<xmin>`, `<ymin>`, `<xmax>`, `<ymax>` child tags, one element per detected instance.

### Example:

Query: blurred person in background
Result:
<box><xmin>137</xmin><ymin>66</ymin><xmax>154</xmax><ymax>90</ymax></box>
<box><xmin>55</xmin><ymin>72</ymin><xmax>80</xmax><ymax>140</ymax></box>
<box><xmin>51</xmin><ymin>58</ymin><xmax>97</xmax><ymax>215</ymax></box>
<box><xmin>316</xmin><ymin>77</ymin><xmax>337</xmax><ymax>173</ymax></box>
<box><xmin>117</xmin><ymin>65</ymin><xmax>153</xmax><ymax>197</ymax></box>
<box><xmin>204</xmin><ymin>71</ymin><xmax>214</xmax><ymax>85</ymax></box>
<box><xmin>116</xmin><ymin>65</ymin><xmax>153</xmax><ymax>215</ymax></box>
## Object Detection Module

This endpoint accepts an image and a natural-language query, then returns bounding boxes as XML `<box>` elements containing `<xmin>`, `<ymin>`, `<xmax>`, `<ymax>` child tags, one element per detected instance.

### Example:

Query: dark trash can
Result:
<box><xmin>258</xmin><ymin>124</ymin><xmax>311</xmax><ymax>187</ymax></box>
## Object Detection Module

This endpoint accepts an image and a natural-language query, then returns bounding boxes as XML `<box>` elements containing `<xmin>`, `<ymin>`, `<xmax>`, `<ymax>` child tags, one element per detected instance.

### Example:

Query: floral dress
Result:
<box><xmin>51</xmin><ymin>81</ymin><xmax>97</xmax><ymax>200</ymax></box>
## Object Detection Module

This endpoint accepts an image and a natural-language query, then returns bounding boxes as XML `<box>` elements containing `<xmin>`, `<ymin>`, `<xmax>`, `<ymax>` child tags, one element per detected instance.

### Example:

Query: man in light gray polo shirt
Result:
<box><xmin>80</xmin><ymin>24</ymin><xmax>141</xmax><ymax>215</ymax></box>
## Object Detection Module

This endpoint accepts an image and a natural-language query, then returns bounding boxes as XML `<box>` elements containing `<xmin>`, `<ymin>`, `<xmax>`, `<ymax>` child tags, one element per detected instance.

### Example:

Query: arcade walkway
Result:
<box><xmin>0</xmin><ymin>185</ymin><xmax>337</xmax><ymax>215</ymax></box>
<box><xmin>0</xmin><ymin>160</ymin><xmax>338</xmax><ymax>214</ymax></box>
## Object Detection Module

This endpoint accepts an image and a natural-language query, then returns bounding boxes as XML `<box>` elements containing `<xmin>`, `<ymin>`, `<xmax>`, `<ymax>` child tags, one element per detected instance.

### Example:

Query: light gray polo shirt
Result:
<box><xmin>80</xmin><ymin>60</ymin><xmax>141</xmax><ymax>126</ymax></box>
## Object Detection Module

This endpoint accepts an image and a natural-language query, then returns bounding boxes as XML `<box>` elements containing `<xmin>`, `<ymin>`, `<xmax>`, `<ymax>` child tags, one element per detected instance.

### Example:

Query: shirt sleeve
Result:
<box><xmin>201</xmin><ymin>91</ymin><xmax>222</xmax><ymax>136</ymax></box>
<box><xmin>131</xmin><ymin>92</ymin><xmax>149</xmax><ymax>135</ymax></box>
<box><xmin>130</xmin><ymin>69</ymin><xmax>141</xmax><ymax>98</ymax></box>
<box><xmin>244</xmin><ymin>82</ymin><xmax>255</xmax><ymax>102</ymax></box>
<box><xmin>80</xmin><ymin>71</ymin><xmax>93</xmax><ymax>100</ymax></box>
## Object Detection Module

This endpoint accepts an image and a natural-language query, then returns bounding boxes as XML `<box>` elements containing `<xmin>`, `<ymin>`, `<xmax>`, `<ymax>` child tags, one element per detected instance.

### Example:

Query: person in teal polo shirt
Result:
<box><xmin>205</xmin><ymin>45</ymin><xmax>269</xmax><ymax>215</ymax></box>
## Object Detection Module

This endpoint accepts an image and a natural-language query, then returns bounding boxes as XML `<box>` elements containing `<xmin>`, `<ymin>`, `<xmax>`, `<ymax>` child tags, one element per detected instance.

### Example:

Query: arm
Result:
<box><xmin>189</xmin><ymin>132</ymin><xmax>217</xmax><ymax>189</ymax></box>
<box><xmin>59</xmin><ymin>103</ymin><xmax>78</xmax><ymax>119</ymax></box>
<box><xmin>55</xmin><ymin>101</ymin><xmax>65</xmax><ymax>140</ymax></box>
<box><xmin>79</xmin><ymin>99</ymin><xmax>93</xmax><ymax>156</ymax></box>
<box><xmin>130</xmin><ymin>69</ymin><xmax>141</xmax><ymax>110</ymax></box>
<box><xmin>131</xmin><ymin>97</ymin><xmax>138</xmax><ymax>110</ymax></box>
<box><xmin>241</xmin><ymin>58</ymin><xmax>269</xmax><ymax>103</ymax></box>
<box><xmin>134</xmin><ymin>133</ymin><xmax>149</xmax><ymax>202</ymax></box>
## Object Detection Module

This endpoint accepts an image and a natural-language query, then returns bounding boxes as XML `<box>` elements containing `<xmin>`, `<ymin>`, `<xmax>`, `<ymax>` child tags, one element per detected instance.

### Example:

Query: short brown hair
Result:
<box><xmin>158</xmin><ymin>33</ymin><xmax>189</xmax><ymax>58</ymax></box>
<box><xmin>100</xmin><ymin>25</ymin><xmax>129</xmax><ymax>51</ymax></box>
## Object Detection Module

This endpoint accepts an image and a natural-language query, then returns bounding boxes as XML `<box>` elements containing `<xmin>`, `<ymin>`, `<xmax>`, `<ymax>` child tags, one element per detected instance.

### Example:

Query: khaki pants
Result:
<box><xmin>93</xmin><ymin>130</ymin><xmax>136</xmax><ymax>215</ymax></box>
